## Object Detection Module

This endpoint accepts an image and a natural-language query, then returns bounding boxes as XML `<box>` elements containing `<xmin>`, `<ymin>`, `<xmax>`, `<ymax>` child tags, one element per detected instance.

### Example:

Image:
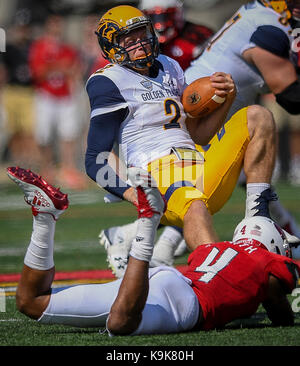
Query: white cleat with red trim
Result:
<box><xmin>7</xmin><ymin>166</ymin><xmax>69</xmax><ymax>220</ymax></box>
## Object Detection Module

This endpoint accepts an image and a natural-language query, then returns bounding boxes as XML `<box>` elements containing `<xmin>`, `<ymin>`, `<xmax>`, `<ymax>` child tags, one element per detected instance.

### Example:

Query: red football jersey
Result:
<box><xmin>29</xmin><ymin>37</ymin><xmax>78</xmax><ymax>97</ymax></box>
<box><xmin>184</xmin><ymin>241</ymin><xmax>299</xmax><ymax>330</ymax></box>
<box><xmin>161</xmin><ymin>22</ymin><xmax>214</xmax><ymax>70</ymax></box>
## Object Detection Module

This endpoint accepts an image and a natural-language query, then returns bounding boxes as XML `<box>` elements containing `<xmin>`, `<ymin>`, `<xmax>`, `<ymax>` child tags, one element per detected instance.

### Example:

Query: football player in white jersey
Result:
<box><xmin>84</xmin><ymin>5</ymin><xmax>297</xmax><ymax>277</ymax></box>
<box><xmin>97</xmin><ymin>2</ymin><xmax>300</xmax><ymax>276</ymax></box>
<box><xmin>100</xmin><ymin>0</ymin><xmax>300</xmax><ymax>272</ymax></box>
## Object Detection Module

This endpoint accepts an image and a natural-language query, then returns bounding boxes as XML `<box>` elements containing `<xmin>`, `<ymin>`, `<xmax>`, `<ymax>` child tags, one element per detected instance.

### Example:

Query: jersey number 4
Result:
<box><xmin>194</xmin><ymin>247</ymin><xmax>238</xmax><ymax>283</ymax></box>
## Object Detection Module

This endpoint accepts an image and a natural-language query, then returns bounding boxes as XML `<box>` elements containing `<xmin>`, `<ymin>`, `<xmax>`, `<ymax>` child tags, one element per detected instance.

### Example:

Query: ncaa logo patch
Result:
<box><xmin>140</xmin><ymin>79</ymin><xmax>153</xmax><ymax>90</ymax></box>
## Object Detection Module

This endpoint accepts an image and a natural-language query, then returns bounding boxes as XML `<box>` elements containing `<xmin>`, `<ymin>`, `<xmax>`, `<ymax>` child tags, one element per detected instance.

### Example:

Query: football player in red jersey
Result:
<box><xmin>140</xmin><ymin>0</ymin><xmax>214</xmax><ymax>70</ymax></box>
<box><xmin>29</xmin><ymin>15</ymin><xmax>87</xmax><ymax>190</ymax></box>
<box><xmin>8</xmin><ymin>166</ymin><xmax>299</xmax><ymax>335</ymax></box>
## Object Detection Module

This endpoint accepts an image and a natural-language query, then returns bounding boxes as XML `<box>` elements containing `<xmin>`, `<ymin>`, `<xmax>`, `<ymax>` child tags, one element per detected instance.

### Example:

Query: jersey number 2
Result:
<box><xmin>195</xmin><ymin>247</ymin><xmax>238</xmax><ymax>283</ymax></box>
<box><xmin>164</xmin><ymin>99</ymin><xmax>181</xmax><ymax>130</ymax></box>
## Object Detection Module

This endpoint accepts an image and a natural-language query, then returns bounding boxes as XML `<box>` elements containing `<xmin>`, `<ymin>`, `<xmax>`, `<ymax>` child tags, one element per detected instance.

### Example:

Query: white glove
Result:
<box><xmin>128</xmin><ymin>167</ymin><xmax>166</xmax><ymax>218</ymax></box>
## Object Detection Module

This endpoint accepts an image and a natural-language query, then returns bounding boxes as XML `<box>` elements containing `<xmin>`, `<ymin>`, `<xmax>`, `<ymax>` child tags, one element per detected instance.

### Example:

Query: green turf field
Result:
<box><xmin>0</xmin><ymin>180</ymin><xmax>300</xmax><ymax>346</ymax></box>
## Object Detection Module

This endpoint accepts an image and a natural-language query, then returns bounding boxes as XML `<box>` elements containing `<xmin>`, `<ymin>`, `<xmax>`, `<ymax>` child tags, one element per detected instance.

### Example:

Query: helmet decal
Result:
<box><xmin>97</xmin><ymin>20</ymin><xmax>119</xmax><ymax>43</ymax></box>
<box><xmin>232</xmin><ymin>216</ymin><xmax>291</xmax><ymax>257</ymax></box>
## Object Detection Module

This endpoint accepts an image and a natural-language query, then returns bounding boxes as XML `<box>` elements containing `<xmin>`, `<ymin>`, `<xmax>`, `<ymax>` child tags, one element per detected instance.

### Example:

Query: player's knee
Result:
<box><xmin>185</xmin><ymin>200</ymin><xmax>207</xmax><ymax>220</ymax></box>
<box><xmin>247</xmin><ymin>105</ymin><xmax>276</xmax><ymax>140</ymax></box>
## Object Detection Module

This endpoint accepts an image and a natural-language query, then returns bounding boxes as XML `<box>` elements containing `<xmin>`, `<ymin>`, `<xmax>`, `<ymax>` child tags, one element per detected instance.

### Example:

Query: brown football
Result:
<box><xmin>181</xmin><ymin>76</ymin><xmax>226</xmax><ymax>118</ymax></box>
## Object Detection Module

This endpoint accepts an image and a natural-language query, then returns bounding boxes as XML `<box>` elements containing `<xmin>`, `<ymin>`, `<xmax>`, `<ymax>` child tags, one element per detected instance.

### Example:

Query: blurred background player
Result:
<box><xmin>140</xmin><ymin>0</ymin><xmax>214</xmax><ymax>71</ymax></box>
<box><xmin>0</xmin><ymin>11</ymin><xmax>39</xmax><ymax>167</ymax></box>
<box><xmin>28</xmin><ymin>13</ymin><xmax>87</xmax><ymax>189</ymax></box>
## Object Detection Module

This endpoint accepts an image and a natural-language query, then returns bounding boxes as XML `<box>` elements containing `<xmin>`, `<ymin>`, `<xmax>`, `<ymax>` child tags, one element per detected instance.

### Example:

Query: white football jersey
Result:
<box><xmin>87</xmin><ymin>54</ymin><xmax>194</xmax><ymax>169</ymax></box>
<box><xmin>185</xmin><ymin>0</ymin><xmax>293</xmax><ymax>119</ymax></box>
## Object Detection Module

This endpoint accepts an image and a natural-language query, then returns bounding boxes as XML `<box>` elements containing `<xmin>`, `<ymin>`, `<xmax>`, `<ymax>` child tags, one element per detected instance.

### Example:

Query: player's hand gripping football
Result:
<box><xmin>210</xmin><ymin>72</ymin><xmax>236</xmax><ymax>99</ymax></box>
<box><xmin>127</xmin><ymin>167</ymin><xmax>166</xmax><ymax>219</ymax></box>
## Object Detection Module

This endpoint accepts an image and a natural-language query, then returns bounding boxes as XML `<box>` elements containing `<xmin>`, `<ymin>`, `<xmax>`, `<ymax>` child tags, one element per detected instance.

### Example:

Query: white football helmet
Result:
<box><xmin>233</xmin><ymin>216</ymin><xmax>292</xmax><ymax>257</ymax></box>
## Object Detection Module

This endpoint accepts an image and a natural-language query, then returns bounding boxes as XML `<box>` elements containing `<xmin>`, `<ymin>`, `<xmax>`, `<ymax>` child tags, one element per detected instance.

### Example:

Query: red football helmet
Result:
<box><xmin>140</xmin><ymin>0</ymin><xmax>184</xmax><ymax>44</ymax></box>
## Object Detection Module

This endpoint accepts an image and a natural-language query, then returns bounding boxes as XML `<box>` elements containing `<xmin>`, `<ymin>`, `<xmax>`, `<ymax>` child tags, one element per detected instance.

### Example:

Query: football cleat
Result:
<box><xmin>149</xmin><ymin>238</ymin><xmax>176</xmax><ymax>267</ymax></box>
<box><xmin>174</xmin><ymin>239</ymin><xmax>188</xmax><ymax>257</ymax></box>
<box><xmin>7</xmin><ymin>166</ymin><xmax>69</xmax><ymax>220</ymax></box>
<box><xmin>99</xmin><ymin>224</ymin><xmax>137</xmax><ymax>278</ymax></box>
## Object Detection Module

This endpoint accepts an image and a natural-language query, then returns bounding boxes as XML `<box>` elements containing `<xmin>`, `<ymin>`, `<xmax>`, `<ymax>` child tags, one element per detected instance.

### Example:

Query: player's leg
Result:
<box><xmin>244</xmin><ymin>105</ymin><xmax>275</xmax><ymax>183</ymax></box>
<box><xmin>149</xmin><ymin>155</ymin><xmax>219</xmax><ymax>253</ymax></box>
<box><xmin>152</xmin><ymin>105</ymin><xmax>277</xmax><ymax>255</ymax></box>
<box><xmin>7</xmin><ymin>167</ymin><xmax>119</xmax><ymax>328</ymax></box>
<box><xmin>183</xmin><ymin>200</ymin><xmax>219</xmax><ymax>252</ymax></box>
<box><xmin>7</xmin><ymin>167</ymin><xmax>68</xmax><ymax>319</ymax></box>
<box><xmin>244</xmin><ymin>105</ymin><xmax>278</xmax><ymax>217</ymax></box>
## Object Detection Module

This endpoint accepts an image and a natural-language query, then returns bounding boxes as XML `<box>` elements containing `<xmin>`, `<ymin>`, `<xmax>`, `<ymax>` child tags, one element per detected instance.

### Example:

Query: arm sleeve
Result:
<box><xmin>250</xmin><ymin>25</ymin><xmax>291</xmax><ymax>58</ymax></box>
<box><xmin>85</xmin><ymin>74</ymin><xmax>131</xmax><ymax>198</ymax></box>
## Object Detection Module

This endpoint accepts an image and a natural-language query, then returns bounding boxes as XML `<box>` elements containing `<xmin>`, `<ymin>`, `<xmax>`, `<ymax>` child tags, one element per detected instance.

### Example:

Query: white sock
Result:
<box><xmin>24</xmin><ymin>213</ymin><xmax>56</xmax><ymax>270</ymax></box>
<box><xmin>246</xmin><ymin>183</ymin><xmax>270</xmax><ymax>197</ymax></box>
<box><xmin>157</xmin><ymin>226</ymin><xmax>183</xmax><ymax>248</ymax></box>
<box><xmin>269</xmin><ymin>200</ymin><xmax>291</xmax><ymax>226</ymax></box>
<box><xmin>245</xmin><ymin>183</ymin><xmax>271</xmax><ymax>218</ymax></box>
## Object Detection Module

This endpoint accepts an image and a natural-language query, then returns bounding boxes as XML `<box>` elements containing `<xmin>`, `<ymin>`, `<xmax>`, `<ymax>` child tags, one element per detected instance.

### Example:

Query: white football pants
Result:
<box><xmin>38</xmin><ymin>266</ymin><xmax>199</xmax><ymax>335</ymax></box>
